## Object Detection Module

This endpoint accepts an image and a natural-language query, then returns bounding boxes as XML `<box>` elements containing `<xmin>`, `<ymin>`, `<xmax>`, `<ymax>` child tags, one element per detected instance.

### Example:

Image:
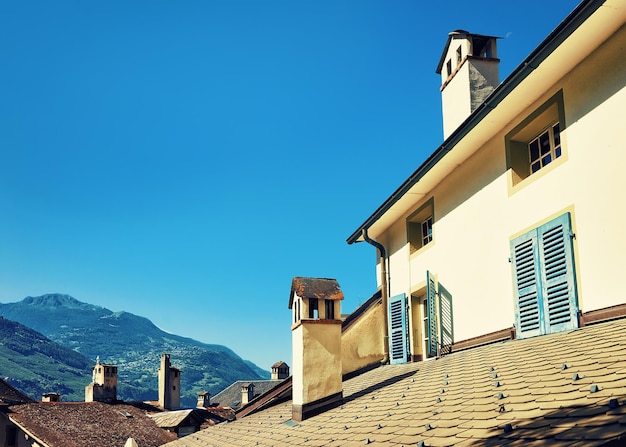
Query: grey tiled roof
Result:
<box><xmin>211</xmin><ymin>380</ymin><xmax>282</xmax><ymax>409</ymax></box>
<box><xmin>163</xmin><ymin>317</ymin><xmax>626</xmax><ymax>446</ymax></box>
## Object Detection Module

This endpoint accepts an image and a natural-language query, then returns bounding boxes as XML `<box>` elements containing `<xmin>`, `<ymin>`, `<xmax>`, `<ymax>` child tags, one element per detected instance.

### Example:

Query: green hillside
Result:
<box><xmin>0</xmin><ymin>294</ymin><xmax>268</xmax><ymax>407</ymax></box>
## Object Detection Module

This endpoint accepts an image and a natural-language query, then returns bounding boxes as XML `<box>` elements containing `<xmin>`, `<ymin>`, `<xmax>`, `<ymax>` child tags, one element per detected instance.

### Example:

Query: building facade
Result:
<box><xmin>347</xmin><ymin>0</ymin><xmax>626</xmax><ymax>362</ymax></box>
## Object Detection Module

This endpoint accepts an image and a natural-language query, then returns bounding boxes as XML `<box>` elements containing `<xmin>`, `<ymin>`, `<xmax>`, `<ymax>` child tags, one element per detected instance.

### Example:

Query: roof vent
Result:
<box><xmin>609</xmin><ymin>399</ymin><xmax>620</xmax><ymax>409</ymax></box>
<box><xmin>590</xmin><ymin>384</ymin><xmax>600</xmax><ymax>393</ymax></box>
<box><xmin>572</xmin><ymin>373</ymin><xmax>581</xmax><ymax>381</ymax></box>
<box><xmin>503</xmin><ymin>423</ymin><xmax>513</xmax><ymax>433</ymax></box>
<box><xmin>561</xmin><ymin>363</ymin><xmax>569</xmax><ymax>370</ymax></box>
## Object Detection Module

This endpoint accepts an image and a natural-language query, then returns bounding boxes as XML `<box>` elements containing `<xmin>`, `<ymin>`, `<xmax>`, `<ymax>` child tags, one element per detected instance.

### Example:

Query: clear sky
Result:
<box><xmin>0</xmin><ymin>0</ymin><xmax>578</xmax><ymax>371</ymax></box>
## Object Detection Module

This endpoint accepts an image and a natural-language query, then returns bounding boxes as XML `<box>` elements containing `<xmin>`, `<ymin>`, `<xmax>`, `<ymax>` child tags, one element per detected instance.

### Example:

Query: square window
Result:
<box><xmin>407</xmin><ymin>198</ymin><xmax>434</xmax><ymax>254</ymax></box>
<box><xmin>506</xmin><ymin>91</ymin><xmax>566</xmax><ymax>186</ymax></box>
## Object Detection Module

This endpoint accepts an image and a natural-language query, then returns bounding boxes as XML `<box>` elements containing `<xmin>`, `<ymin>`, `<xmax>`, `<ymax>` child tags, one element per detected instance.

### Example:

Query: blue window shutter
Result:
<box><xmin>438</xmin><ymin>283</ymin><xmax>454</xmax><ymax>355</ymax></box>
<box><xmin>537</xmin><ymin>212</ymin><xmax>578</xmax><ymax>332</ymax></box>
<box><xmin>510</xmin><ymin>229</ymin><xmax>543</xmax><ymax>338</ymax></box>
<box><xmin>426</xmin><ymin>271</ymin><xmax>439</xmax><ymax>357</ymax></box>
<box><xmin>388</xmin><ymin>293</ymin><xmax>409</xmax><ymax>364</ymax></box>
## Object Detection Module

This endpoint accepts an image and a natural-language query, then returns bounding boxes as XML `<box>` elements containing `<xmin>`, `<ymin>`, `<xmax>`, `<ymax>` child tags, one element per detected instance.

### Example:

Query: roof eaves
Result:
<box><xmin>346</xmin><ymin>0</ymin><xmax>604</xmax><ymax>245</ymax></box>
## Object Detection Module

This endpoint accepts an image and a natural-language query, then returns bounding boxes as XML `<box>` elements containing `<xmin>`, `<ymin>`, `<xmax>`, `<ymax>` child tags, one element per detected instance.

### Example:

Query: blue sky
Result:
<box><xmin>0</xmin><ymin>0</ymin><xmax>578</xmax><ymax>372</ymax></box>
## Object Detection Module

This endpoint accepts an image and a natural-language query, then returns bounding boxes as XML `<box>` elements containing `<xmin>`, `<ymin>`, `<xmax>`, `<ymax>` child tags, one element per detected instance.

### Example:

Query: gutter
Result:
<box><xmin>360</xmin><ymin>229</ymin><xmax>390</xmax><ymax>363</ymax></box>
<box><xmin>346</xmin><ymin>0</ymin><xmax>605</xmax><ymax>245</ymax></box>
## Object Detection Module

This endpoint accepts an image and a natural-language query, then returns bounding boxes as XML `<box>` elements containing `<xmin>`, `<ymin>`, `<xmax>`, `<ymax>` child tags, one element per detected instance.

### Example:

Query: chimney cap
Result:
<box><xmin>272</xmin><ymin>361</ymin><xmax>289</xmax><ymax>368</ymax></box>
<box><xmin>289</xmin><ymin>277</ymin><xmax>344</xmax><ymax>309</ymax></box>
<box><xmin>436</xmin><ymin>31</ymin><xmax>500</xmax><ymax>74</ymax></box>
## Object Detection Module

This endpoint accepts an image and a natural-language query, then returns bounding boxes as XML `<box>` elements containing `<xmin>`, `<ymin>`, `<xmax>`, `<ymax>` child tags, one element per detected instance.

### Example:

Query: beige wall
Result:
<box><xmin>341</xmin><ymin>301</ymin><xmax>385</xmax><ymax>375</ymax></box>
<box><xmin>292</xmin><ymin>322</ymin><xmax>342</xmax><ymax>407</ymax></box>
<box><xmin>376</xmin><ymin>24</ymin><xmax>626</xmax><ymax>359</ymax></box>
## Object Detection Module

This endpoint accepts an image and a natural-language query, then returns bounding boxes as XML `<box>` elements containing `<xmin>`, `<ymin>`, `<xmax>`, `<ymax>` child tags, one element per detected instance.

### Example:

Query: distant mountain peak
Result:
<box><xmin>22</xmin><ymin>294</ymin><xmax>102</xmax><ymax>310</ymax></box>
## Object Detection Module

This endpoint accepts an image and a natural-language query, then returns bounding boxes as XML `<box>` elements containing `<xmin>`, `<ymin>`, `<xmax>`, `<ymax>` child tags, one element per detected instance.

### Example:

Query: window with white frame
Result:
<box><xmin>506</xmin><ymin>90</ymin><xmax>566</xmax><ymax>186</ymax></box>
<box><xmin>529</xmin><ymin>122</ymin><xmax>561</xmax><ymax>174</ymax></box>
<box><xmin>408</xmin><ymin>198</ymin><xmax>434</xmax><ymax>254</ymax></box>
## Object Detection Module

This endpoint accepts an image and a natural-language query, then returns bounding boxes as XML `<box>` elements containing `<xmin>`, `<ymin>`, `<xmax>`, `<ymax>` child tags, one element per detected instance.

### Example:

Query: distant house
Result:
<box><xmin>162</xmin><ymin>1</ymin><xmax>626</xmax><ymax>446</ymax></box>
<box><xmin>5</xmin><ymin>401</ymin><xmax>175</xmax><ymax>447</ymax></box>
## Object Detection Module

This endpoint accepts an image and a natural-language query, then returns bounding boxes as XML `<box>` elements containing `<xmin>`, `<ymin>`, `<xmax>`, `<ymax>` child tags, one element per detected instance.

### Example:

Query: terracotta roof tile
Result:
<box><xmin>163</xmin><ymin>318</ymin><xmax>626</xmax><ymax>447</ymax></box>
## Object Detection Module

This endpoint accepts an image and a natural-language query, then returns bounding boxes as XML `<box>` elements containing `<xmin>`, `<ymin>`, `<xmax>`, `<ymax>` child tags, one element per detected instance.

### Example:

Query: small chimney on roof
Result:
<box><xmin>289</xmin><ymin>277</ymin><xmax>344</xmax><ymax>422</ymax></box>
<box><xmin>42</xmin><ymin>392</ymin><xmax>61</xmax><ymax>402</ymax></box>
<box><xmin>271</xmin><ymin>361</ymin><xmax>290</xmax><ymax>380</ymax></box>
<box><xmin>241</xmin><ymin>383</ymin><xmax>255</xmax><ymax>406</ymax></box>
<box><xmin>436</xmin><ymin>30</ymin><xmax>500</xmax><ymax>139</ymax></box>
<box><xmin>197</xmin><ymin>391</ymin><xmax>211</xmax><ymax>408</ymax></box>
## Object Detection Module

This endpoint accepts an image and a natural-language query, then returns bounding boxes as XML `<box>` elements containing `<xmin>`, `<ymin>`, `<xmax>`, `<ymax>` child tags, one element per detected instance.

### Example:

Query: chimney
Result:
<box><xmin>42</xmin><ymin>392</ymin><xmax>61</xmax><ymax>402</ymax></box>
<box><xmin>197</xmin><ymin>391</ymin><xmax>210</xmax><ymax>408</ymax></box>
<box><xmin>85</xmin><ymin>356</ymin><xmax>118</xmax><ymax>402</ymax></box>
<box><xmin>271</xmin><ymin>361</ymin><xmax>290</xmax><ymax>380</ymax></box>
<box><xmin>158</xmin><ymin>353</ymin><xmax>181</xmax><ymax>410</ymax></box>
<box><xmin>289</xmin><ymin>277</ymin><xmax>344</xmax><ymax>422</ymax></box>
<box><xmin>241</xmin><ymin>383</ymin><xmax>255</xmax><ymax>406</ymax></box>
<box><xmin>436</xmin><ymin>30</ymin><xmax>500</xmax><ymax>139</ymax></box>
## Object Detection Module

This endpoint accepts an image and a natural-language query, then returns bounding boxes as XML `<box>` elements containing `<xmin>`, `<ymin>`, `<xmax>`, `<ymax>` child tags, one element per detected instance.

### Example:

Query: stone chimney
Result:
<box><xmin>271</xmin><ymin>361</ymin><xmax>290</xmax><ymax>380</ymax></box>
<box><xmin>289</xmin><ymin>277</ymin><xmax>344</xmax><ymax>422</ymax></box>
<box><xmin>241</xmin><ymin>383</ymin><xmax>255</xmax><ymax>406</ymax></box>
<box><xmin>85</xmin><ymin>356</ymin><xmax>117</xmax><ymax>402</ymax></box>
<box><xmin>436</xmin><ymin>30</ymin><xmax>500</xmax><ymax>139</ymax></box>
<box><xmin>158</xmin><ymin>353</ymin><xmax>180</xmax><ymax>410</ymax></box>
<box><xmin>42</xmin><ymin>392</ymin><xmax>61</xmax><ymax>402</ymax></box>
<box><xmin>197</xmin><ymin>391</ymin><xmax>210</xmax><ymax>408</ymax></box>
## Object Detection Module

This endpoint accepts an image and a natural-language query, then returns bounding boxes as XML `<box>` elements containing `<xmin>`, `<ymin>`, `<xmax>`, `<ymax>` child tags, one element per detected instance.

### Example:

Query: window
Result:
<box><xmin>529</xmin><ymin>122</ymin><xmax>561</xmax><ymax>174</ymax></box>
<box><xmin>324</xmin><ymin>299</ymin><xmax>335</xmax><ymax>320</ymax></box>
<box><xmin>456</xmin><ymin>45</ymin><xmax>462</xmax><ymax>64</ymax></box>
<box><xmin>446</xmin><ymin>59</ymin><xmax>452</xmax><ymax>78</ymax></box>
<box><xmin>510</xmin><ymin>212</ymin><xmax>578</xmax><ymax>338</ymax></box>
<box><xmin>6</xmin><ymin>425</ymin><xmax>17</xmax><ymax>446</ymax></box>
<box><xmin>408</xmin><ymin>198</ymin><xmax>434</xmax><ymax>254</ymax></box>
<box><xmin>308</xmin><ymin>298</ymin><xmax>318</xmax><ymax>319</ymax></box>
<box><xmin>506</xmin><ymin>90</ymin><xmax>565</xmax><ymax>186</ymax></box>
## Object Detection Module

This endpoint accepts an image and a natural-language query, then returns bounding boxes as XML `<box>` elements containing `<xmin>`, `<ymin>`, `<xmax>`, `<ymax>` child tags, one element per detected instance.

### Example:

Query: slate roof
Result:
<box><xmin>211</xmin><ymin>380</ymin><xmax>283</xmax><ymax>409</ymax></box>
<box><xmin>8</xmin><ymin>401</ymin><xmax>176</xmax><ymax>447</ymax></box>
<box><xmin>0</xmin><ymin>378</ymin><xmax>34</xmax><ymax>406</ymax></box>
<box><xmin>163</xmin><ymin>317</ymin><xmax>626</xmax><ymax>446</ymax></box>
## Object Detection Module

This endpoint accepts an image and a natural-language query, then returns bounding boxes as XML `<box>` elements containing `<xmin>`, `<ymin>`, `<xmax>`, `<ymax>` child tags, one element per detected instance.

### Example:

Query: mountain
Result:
<box><xmin>0</xmin><ymin>316</ymin><xmax>90</xmax><ymax>401</ymax></box>
<box><xmin>0</xmin><ymin>294</ymin><xmax>269</xmax><ymax>407</ymax></box>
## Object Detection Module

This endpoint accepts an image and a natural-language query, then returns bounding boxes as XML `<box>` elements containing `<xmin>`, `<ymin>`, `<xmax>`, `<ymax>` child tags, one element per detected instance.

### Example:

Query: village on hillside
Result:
<box><xmin>2</xmin><ymin>0</ymin><xmax>626</xmax><ymax>445</ymax></box>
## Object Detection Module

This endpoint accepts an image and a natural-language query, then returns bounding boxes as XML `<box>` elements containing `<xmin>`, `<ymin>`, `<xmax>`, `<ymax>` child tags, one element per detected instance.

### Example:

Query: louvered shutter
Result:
<box><xmin>510</xmin><ymin>228</ymin><xmax>543</xmax><ymax>338</ymax></box>
<box><xmin>438</xmin><ymin>283</ymin><xmax>454</xmax><ymax>355</ymax></box>
<box><xmin>426</xmin><ymin>271</ymin><xmax>439</xmax><ymax>357</ymax></box>
<box><xmin>388</xmin><ymin>293</ymin><xmax>409</xmax><ymax>364</ymax></box>
<box><xmin>537</xmin><ymin>213</ymin><xmax>578</xmax><ymax>333</ymax></box>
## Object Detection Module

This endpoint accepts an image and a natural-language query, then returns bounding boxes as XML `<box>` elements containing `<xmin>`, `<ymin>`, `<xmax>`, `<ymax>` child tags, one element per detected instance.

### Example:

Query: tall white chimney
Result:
<box><xmin>436</xmin><ymin>30</ymin><xmax>500</xmax><ymax>139</ymax></box>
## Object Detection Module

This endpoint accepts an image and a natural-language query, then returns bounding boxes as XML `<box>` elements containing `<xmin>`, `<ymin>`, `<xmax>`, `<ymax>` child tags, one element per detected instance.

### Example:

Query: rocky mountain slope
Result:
<box><xmin>0</xmin><ymin>294</ymin><xmax>268</xmax><ymax>407</ymax></box>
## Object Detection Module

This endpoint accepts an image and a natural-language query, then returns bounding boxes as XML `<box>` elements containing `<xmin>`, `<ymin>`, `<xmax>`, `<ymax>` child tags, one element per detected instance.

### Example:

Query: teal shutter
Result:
<box><xmin>426</xmin><ymin>271</ymin><xmax>439</xmax><ymax>357</ymax></box>
<box><xmin>388</xmin><ymin>293</ymin><xmax>409</xmax><ymax>364</ymax></box>
<box><xmin>438</xmin><ymin>283</ymin><xmax>454</xmax><ymax>355</ymax></box>
<box><xmin>537</xmin><ymin>213</ymin><xmax>578</xmax><ymax>333</ymax></box>
<box><xmin>511</xmin><ymin>212</ymin><xmax>578</xmax><ymax>339</ymax></box>
<box><xmin>511</xmin><ymin>229</ymin><xmax>543</xmax><ymax>338</ymax></box>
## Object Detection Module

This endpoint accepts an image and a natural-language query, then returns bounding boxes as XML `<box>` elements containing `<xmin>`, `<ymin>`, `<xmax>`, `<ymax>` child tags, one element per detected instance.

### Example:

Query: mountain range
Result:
<box><xmin>0</xmin><ymin>294</ymin><xmax>268</xmax><ymax>407</ymax></box>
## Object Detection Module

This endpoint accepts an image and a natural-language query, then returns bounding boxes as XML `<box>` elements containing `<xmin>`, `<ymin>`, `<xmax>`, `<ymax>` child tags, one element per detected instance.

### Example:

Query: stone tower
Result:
<box><xmin>85</xmin><ymin>356</ymin><xmax>117</xmax><ymax>402</ymax></box>
<box><xmin>158</xmin><ymin>353</ymin><xmax>180</xmax><ymax>410</ymax></box>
